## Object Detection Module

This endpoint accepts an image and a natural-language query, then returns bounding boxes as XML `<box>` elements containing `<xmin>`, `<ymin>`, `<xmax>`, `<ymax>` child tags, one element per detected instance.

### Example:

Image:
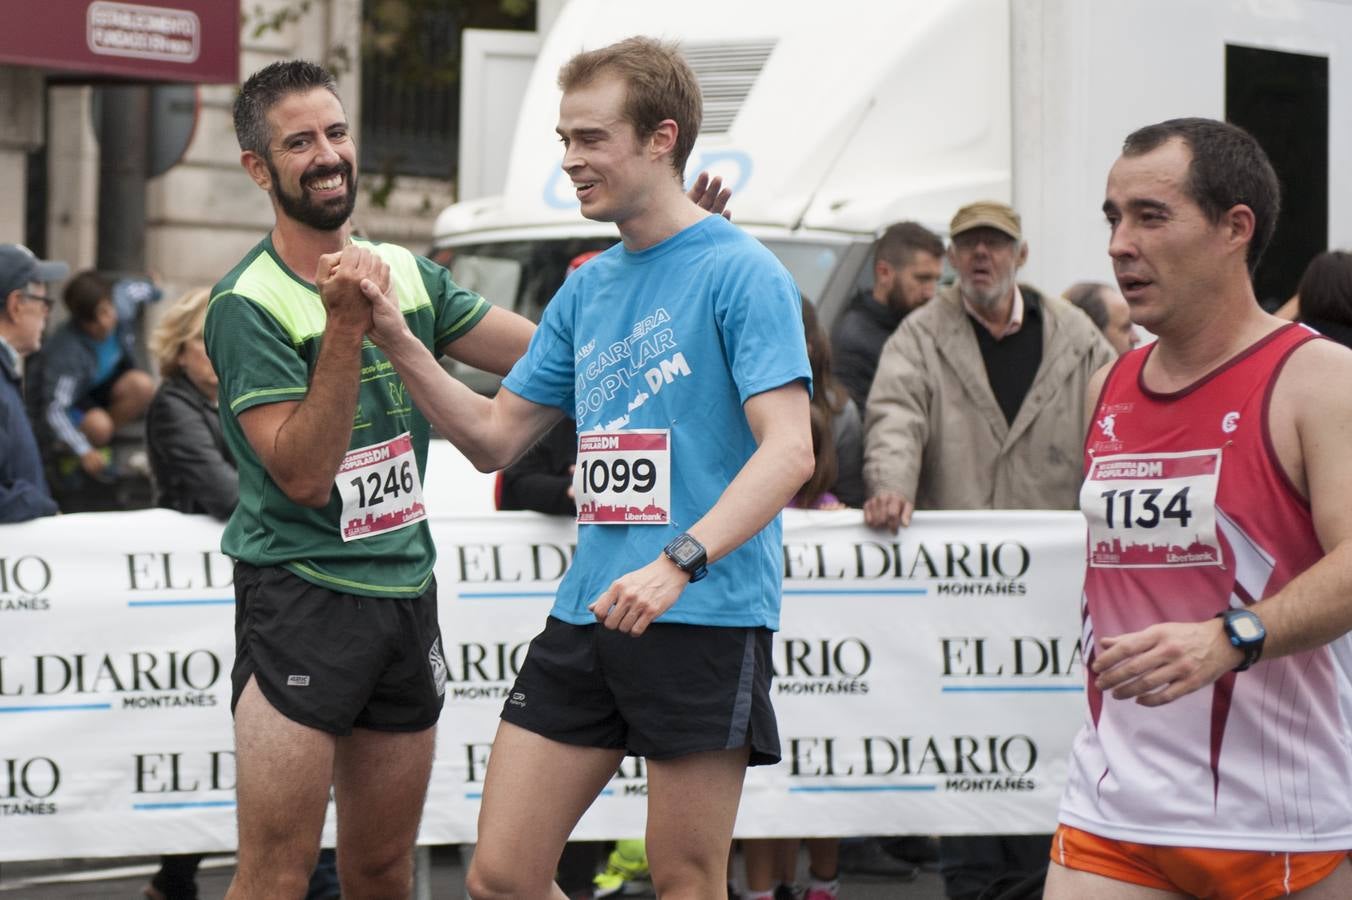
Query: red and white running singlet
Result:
<box><xmin>1058</xmin><ymin>323</ymin><xmax>1352</xmax><ymax>851</ymax></box>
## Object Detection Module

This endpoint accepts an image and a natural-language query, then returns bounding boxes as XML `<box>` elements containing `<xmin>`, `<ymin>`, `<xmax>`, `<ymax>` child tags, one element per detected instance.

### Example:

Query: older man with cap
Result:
<box><xmin>861</xmin><ymin>200</ymin><xmax>1114</xmax><ymax>897</ymax></box>
<box><xmin>0</xmin><ymin>243</ymin><xmax>67</xmax><ymax>523</ymax></box>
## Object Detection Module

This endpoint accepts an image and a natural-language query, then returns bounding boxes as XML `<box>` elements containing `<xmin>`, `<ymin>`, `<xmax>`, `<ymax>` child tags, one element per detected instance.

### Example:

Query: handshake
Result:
<box><xmin>315</xmin><ymin>244</ymin><xmax>407</xmax><ymax>349</ymax></box>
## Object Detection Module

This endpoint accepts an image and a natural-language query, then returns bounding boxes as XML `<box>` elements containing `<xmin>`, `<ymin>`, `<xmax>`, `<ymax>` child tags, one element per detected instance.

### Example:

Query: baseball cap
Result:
<box><xmin>950</xmin><ymin>201</ymin><xmax>1022</xmax><ymax>242</ymax></box>
<box><xmin>0</xmin><ymin>244</ymin><xmax>70</xmax><ymax>297</ymax></box>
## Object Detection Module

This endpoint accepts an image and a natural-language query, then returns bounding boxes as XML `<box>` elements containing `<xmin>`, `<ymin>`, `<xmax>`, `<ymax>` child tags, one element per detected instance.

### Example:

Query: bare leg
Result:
<box><xmin>108</xmin><ymin>369</ymin><xmax>154</xmax><ymax>425</ymax></box>
<box><xmin>1292</xmin><ymin>858</ymin><xmax>1352</xmax><ymax>898</ymax></box>
<box><xmin>1043</xmin><ymin>860</ymin><xmax>1185</xmax><ymax>900</ymax></box>
<box><xmin>466</xmin><ymin>721</ymin><xmax>625</xmax><ymax>900</ymax></box>
<box><xmin>332</xmin><ymin>725</ymin><xmax>436</xmax><ymax>899</ymax></box>
<box><xmin>645</xmin><ymin>747</ymin><xmax>751</xmax><ymax>900</ymax></box>
<box><xmin>79</xmin><ymin>407</ymin><xmax>115</xmax><ymax>447</ymax></box>
<box><xmin>742</xmin><ymin>839</ymin><xmax>787</xmax><ymax>893</ymax></box>
<box><xmin>225</xmin><ymin>677</ymin><xmax>335</xmax><ymax>900</ymax></box>
<box><xmin>806</xmin><ymin>838</ymin><xmax>838</xmax><ymax>879</ymax></box>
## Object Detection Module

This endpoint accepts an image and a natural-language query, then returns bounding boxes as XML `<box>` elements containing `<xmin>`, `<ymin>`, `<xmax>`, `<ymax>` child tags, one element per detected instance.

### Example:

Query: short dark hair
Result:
<box><xmin>558</xmin><ymin>37</ymin><xmax>702</xmax><ymax>176</ymax></box>
<box><xmin>1121</xmin><ymin>118</ymin><xmax>1280</xmax><ymax>275</ymax></box>
<box><xmin>1297</xmin><ymin>250</ymin><xmax>1352</xmax><ymax>328</ymax></box>
<box><xmin>63</xmin><ymin>270</ymin><xmax>112</xmax><ymax>324</ymax></box>
<box><xmin>234</xmin><ymin>60</ymin><xmax>341</xmax><ymax>158</ymax></box>
<box><xmin>1064</xmin><ymin>281</ymin><xmax>1112</xmax><ymax>330</ymax></box>
<box><xmin>875</xmin><ymin>221</ymin><xmax>944</xmax><ymax>268</ymax></box>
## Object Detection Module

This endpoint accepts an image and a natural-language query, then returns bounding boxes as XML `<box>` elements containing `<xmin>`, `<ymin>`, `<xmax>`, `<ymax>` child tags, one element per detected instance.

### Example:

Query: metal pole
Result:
<box><xmin>96</xmin><ymin>84</ymin><xmax>149</xmax><ymax>275</ymax></box>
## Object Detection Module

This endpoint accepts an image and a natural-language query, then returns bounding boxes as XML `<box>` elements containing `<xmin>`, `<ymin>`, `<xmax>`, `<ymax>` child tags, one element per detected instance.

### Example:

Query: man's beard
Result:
<box><xmin>961</xmin><ymin>270</ymin><xmax>1016</xmax><ymax>313</ymax></box>
<box><xmin>886</xmin><ymin>280</ymin><xmax>916</xmax><ymax>313</ymax></box>
<box><xmin>267</xmin><ymin>158</ymin><xmax>357</xmax><ymax>231</ymax></box>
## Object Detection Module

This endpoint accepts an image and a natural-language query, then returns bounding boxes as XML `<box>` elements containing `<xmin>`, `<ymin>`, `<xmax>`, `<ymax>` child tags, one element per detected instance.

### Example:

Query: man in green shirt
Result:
<box><xmin>204</xmin><ymin>60</ymin><xmax>533</xmax><ymax>899</ymax></box>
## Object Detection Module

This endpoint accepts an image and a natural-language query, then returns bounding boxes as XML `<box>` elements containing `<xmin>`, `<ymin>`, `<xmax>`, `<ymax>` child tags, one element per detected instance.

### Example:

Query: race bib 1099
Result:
<box><xmin>575</xmin><ymin>430</ymin><xmax>671</xmax><ymax>525</ymax></box>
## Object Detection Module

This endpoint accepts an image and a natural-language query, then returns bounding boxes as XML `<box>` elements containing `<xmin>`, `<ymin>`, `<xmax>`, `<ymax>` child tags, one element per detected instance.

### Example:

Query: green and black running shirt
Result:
<box><xmin>204</xmin><ymin>234</ymin><xmax>490</xmax><ymax>598</ymax></box>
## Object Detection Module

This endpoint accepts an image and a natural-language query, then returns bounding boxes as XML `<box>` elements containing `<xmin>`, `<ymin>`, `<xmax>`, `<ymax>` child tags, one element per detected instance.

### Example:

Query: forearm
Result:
<box><xmin>381</xmin><ymin>331</ymin><xmax>536</xmax><ymax>471</ymax></box>
<box><xmin>1252</xmin><ymin>539</ymin><xmax>1352</xmax><ymax>659</ymax></box>
<box><xmin>685</xmin><ymin>432</ymin><xmax>813</xmax><ymax>564</ymax></box>
<box><xmin>269</xmin><ymin>326</ymin><xmax>366</xmax><ymax>505</ymax></box>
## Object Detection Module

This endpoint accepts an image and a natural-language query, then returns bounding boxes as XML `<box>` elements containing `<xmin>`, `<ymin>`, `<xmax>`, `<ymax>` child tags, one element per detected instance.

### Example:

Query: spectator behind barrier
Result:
<box><xmin>145</xmin><ymin>287</ymin><xmax>238</xmax><ymax>520</ymax></box>
<box><xmin>0</xmin><ymin>243</ymin><xmax>67</xmax><ymax>523</ymax></box>
<box><xmin>1295</xmin><ymin>249</ymin><xmax>1352</xmax><ymax>349</ymax></box>
<box><xmin>743</xmin><ymin>297</ymin><xmax>879</xmax><ymax>900</ymax></box>
<box><xmin>24</xmin><ymin>269</ymin><xmax>155</xmax><ymax>499</ymax></box>
<box><xmin>863</xmin><ymin>200</ymin><xmax>1115</xmax><ymax>900</ymax></box>
<box><xmin>1064</xmin><ymin>281</ymin><xmax>1140</xmax><ymax>356</ymax></box>
<box><xmin>830</xmin><ymin>222</ymin><xmax>943</xmax><ymax>411</ymax></box>
<box><xmin>794</xmin><ymin>296</ymin><xmax>864</xmax><ymax>510</ymax></box>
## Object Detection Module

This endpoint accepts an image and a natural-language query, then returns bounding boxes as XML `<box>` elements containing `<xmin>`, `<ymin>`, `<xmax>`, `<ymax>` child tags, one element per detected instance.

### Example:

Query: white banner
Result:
<box><xmin>0</xmin><ymin>508</ymin><xmax>1088</xmax><ymax>860</ymax></box>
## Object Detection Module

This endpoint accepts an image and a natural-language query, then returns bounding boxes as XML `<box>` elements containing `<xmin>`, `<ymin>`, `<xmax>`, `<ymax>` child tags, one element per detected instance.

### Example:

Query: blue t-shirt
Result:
<box><xmin>503</xmin><ymin>214</ymin><xmax>811</xmax><ymax>629</ymax></box>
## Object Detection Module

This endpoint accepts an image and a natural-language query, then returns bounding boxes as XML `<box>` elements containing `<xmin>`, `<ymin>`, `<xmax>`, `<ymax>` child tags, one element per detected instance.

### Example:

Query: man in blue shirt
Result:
<box><xmin>0</xmin><ymin>243</ymin><xmax>65</xmax><ymax>523</ymax></box>
<box><xmin>362</xmin><ymin>35</ymin><xmax>813</xmax><ymax>900</ymax></box>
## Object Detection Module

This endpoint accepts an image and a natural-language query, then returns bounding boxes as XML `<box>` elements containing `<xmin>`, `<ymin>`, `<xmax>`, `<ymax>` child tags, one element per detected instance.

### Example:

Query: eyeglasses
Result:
<box><xmin>20</xmin><ymin>292</ymin><xmax>54</xmax><ymax>310</ymax></box>
<box><xmin>952</xmin><ymin>232</ymin><xmax>1017</xmax><ymax>253</ymax></box>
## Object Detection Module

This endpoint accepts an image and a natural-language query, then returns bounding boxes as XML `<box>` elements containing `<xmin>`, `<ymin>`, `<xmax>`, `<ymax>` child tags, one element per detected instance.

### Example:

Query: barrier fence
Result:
<box><xmin>0</xmin><ymin>508</ymin><xmax>1089</xmax><ymax>860</ymax></box>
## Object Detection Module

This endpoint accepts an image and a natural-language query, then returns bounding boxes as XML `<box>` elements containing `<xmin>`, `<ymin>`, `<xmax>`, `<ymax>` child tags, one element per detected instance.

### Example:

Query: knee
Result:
<box><xmin>112</xmin><ymin>370</ymin><xmax>155</xmax><ymax>417</ymax></box>
<box><xmin>338</xmin><ymin>850</ymin><xmax>412</xmax><ymax>898</ymax></box>
<box><xmin>649</xmin><ymin>855</ymin><xmax>721</xmax><ymax>899</ymax></box>
<box><xmin>465</xmin><ymin>857</ymin><xmax>550</xmax><ymax>900</ymax></box>
<box><xmin>79</xmin><ymin>408</ymin><xmax>114</xmax><ymax>446</ymax></box>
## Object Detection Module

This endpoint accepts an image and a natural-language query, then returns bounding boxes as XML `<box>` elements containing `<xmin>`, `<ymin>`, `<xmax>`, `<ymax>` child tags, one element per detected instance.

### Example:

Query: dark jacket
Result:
<box><xmin>499</xmin><ymin>417</ymin><xmax>576</xmax><ymax>515</ymax></box>
<box><xmin>24</xmin><ymin>320</ymin><xmax>138</xmax><ymax>460</ymax></box>
<box><xmin>830</xmin><ymin>289</ymin><xmax>908</xmax><ymax>410</ymax></box>
<box><xmin>145</xmin><ymin>373</ymin><xmax>237</xmax><ymax>520</ymax></box>
<box><xmin>0</xmin><ymin>342</ymin><xmax>59</xmax><ymax>523</ymax></box>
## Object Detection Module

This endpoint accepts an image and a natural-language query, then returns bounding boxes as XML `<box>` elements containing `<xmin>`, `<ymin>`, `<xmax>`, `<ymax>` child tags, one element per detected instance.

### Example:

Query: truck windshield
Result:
<box><xmin>439</xmin><ymin>236</ymin><xmax>846</xmax><ymax>322</ymax></box>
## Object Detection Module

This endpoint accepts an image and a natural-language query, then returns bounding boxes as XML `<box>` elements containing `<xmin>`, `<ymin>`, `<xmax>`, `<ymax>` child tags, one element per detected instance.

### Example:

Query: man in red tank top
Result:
<box><xmin>1045</xmin><ymin>119</ymin><xmax>1352</xmax><ymax>899</ymax></box>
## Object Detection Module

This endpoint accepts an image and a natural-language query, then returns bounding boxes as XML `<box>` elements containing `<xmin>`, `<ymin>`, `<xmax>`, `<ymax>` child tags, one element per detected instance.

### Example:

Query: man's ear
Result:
<box><xmin>1224</xmin><ymin>204</ymin><xmax>1257</xmax><ymax>259</ymax></box>
<box><xmin>241</xmin><ymin>150</ymin><xmax>273</xmax><ymax>191</ymax></box>
<box><xmin>2</xmin><ymin>289</ymin><xmax>20</xmax><ymax>322</ymax></box>
<box><xmin>1016</xmin><ymin>241</ymin><xmax>1030</xmax><ymax>268</ymax></box>
<box><xmin>647</xmin><ymin>119</ymin><xmax>679</xmax><ymax>163</ymax></box>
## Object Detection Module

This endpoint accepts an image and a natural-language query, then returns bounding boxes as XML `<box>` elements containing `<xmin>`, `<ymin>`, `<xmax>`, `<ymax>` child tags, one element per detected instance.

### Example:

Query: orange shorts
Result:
<box><xmin>1050</xmin><ymin>824</ymin><xmax>1347</xmax><ymax>900</ymax></box>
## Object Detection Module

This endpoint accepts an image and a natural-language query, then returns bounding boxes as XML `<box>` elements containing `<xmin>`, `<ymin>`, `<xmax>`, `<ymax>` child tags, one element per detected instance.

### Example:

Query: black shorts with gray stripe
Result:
<box><xmin>500</xmin><ymin>615</ymin><xmax>780</xmax><ymax>765</ymax></box>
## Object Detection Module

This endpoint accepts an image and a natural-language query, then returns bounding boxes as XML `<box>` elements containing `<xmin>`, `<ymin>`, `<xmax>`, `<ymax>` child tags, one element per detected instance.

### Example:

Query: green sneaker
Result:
<box><xmin>592</xmin><ymin>839</ymin><xmax>650</xmax><ymax>897</ymax></box>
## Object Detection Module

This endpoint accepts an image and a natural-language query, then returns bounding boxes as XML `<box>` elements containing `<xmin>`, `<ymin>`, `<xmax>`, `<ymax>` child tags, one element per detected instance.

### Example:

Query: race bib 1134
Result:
<box><xmin>1082</xmin><ymin>449</ymin><xmax>1223</xmax><ymax>568</ymax></box>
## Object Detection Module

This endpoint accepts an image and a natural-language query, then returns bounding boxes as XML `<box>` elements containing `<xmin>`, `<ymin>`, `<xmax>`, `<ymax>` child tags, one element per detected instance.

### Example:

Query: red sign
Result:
<box><xmin>0</xmin><ymin>1</ymin><xmax>238</xmax><ymax>84</ymax></box>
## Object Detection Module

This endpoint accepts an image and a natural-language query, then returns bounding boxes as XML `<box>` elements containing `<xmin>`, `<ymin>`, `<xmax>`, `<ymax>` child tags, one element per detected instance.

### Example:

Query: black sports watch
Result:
<box><xmin>663</xmin><ymin>532</ymin><xmax>708</xmax><ymax>582</ymax></box>
<box><xmin>1216</xmin><ymin>608</ymin><xmax>1266</xmax><ymax>672</ymax></box>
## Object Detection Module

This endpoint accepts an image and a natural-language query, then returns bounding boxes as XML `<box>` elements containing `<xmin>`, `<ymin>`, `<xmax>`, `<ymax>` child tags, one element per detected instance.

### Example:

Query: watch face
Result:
<box><xmin>1231</xmin><ymin>615</ymin><xmax>1263</xmax><ymax>641</ymax></box>
<box><xmin>669</xmin><ymin>535</ymin><xmax>701</xmax><ymax>566</ymax></box>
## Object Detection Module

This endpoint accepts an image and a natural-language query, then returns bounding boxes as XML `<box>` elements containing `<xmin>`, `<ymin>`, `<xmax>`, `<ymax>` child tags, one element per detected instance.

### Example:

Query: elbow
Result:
<box><xmin>276</xmin><ymin>474</ymin><xmax>333</xmax><ymax>509</ymax></box>
<box><xmin>788</xmin><ymin>438</ymin><xmax>817</xmax><ymax>488</ymax></box>
<box><xmin>469</xmin><ymin>445</ymin><xmax>513</xmax><ymax>474</ymax></box>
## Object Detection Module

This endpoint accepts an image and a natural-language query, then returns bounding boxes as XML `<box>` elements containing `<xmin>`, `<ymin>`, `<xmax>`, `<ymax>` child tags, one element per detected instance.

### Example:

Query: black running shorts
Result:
<box><xmin>230</xmin><ymin>561</ymin><xmax>447</xmax><ymax>734</ymax></box>
<box><xmin>500</xmin><ymin>616</ymin><xmax>781</xmax><ymax>766</ymax></box>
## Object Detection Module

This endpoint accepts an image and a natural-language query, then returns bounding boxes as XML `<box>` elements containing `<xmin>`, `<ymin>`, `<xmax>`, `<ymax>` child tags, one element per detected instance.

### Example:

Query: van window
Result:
<box><xmin>440</xmin><ymin>237</ymin><xmax>849</xmax><ymax>322</ymax></box>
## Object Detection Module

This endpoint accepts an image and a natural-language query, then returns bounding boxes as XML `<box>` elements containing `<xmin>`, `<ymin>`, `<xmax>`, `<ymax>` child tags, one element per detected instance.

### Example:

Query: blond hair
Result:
<box><xmin>150</xmin><ymin>287</ymin><xmax>211</xmax><ymax>377</ymax></box>
<box><xmin>557</xmin><ymin>36</ymin><xmax>702</xmax><ymax>176</ymax></box>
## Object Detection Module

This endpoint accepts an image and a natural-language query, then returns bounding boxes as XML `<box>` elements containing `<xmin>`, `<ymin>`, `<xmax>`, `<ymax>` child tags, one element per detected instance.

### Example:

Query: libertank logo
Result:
<box><xmin>2</xmin><ymin>756</ymin><xmax>61</xmax><ymax>816</ymax></box>
<box><xmin>0</xmin><ymin>555</ymin><xmax>53</xmax><ymax>612</ymax></box>
<box><xmin>0</xmin><ymin>649</ymin><xmax>223</xmax><ymax>710</ymax></box>
<box><xmin>787</xmin><ymin>733</ymin><xmax>1041</xmax><ymax>792</ymax></box>
<box><xmin>772</xmin><ymin>637</ymin><xmax>872</xmax><ymax>696</ymax></box>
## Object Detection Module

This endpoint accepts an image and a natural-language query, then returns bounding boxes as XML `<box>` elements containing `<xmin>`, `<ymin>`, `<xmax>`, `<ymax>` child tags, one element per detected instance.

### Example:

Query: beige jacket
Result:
<box><xmin>863</xmin><ymin>283</ymin><xmax>1116</xmax><ymax>511</ymax></box>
